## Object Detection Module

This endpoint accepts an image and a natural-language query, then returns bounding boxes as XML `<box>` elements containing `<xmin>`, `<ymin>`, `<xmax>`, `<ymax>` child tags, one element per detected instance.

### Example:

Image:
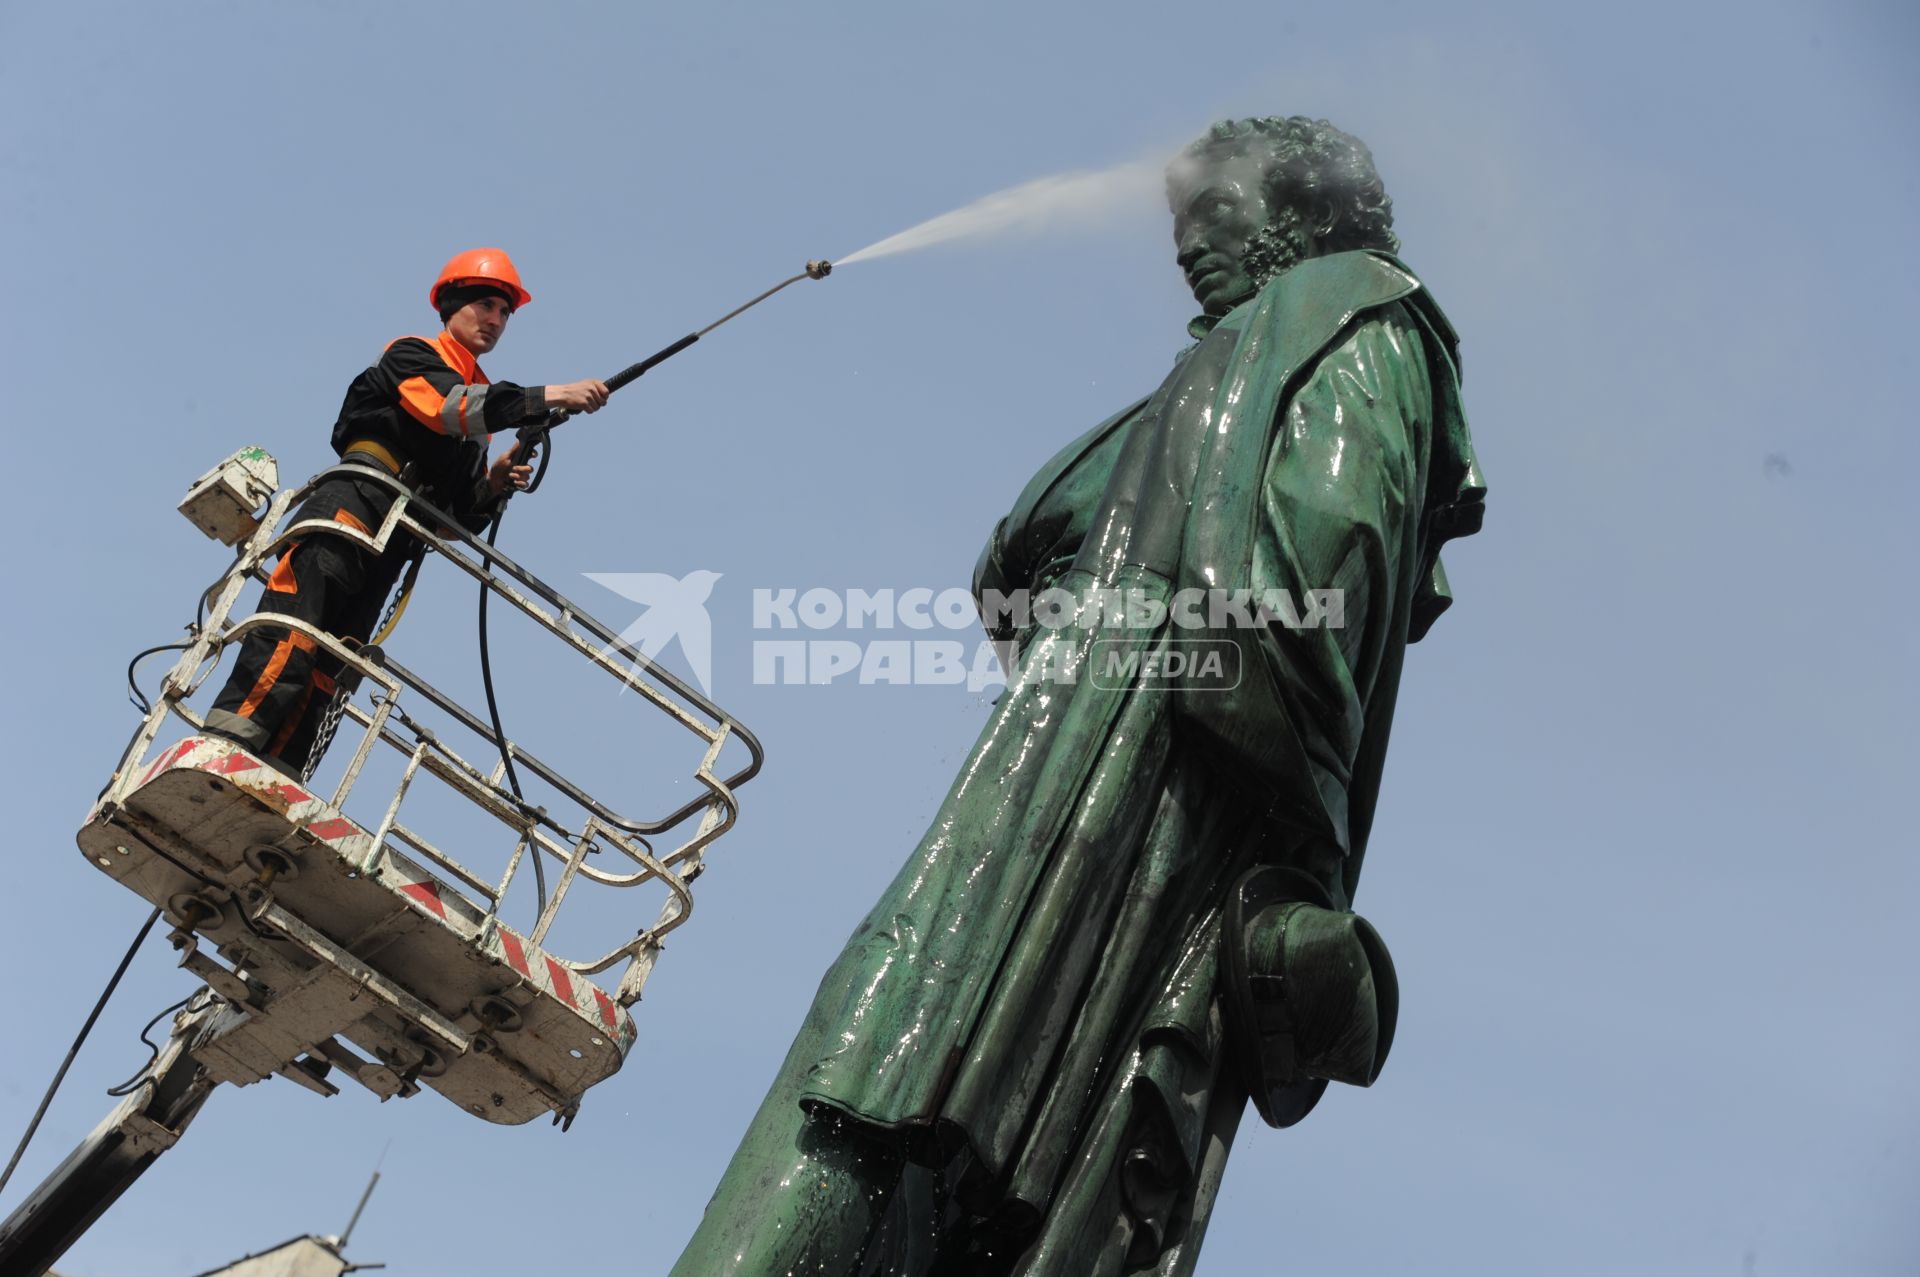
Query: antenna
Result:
<box><xmin>338</xmin><ymin>1146</ymin><xmax>387</xmax><ymax>1252</ymax></box>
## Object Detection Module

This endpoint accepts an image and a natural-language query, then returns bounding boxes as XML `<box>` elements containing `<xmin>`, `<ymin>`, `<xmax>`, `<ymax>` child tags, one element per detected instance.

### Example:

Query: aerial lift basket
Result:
<box><xmin>79</xmin><ymin>448</ymin><xmax>764</xmax><ymax>1127</ymax></box>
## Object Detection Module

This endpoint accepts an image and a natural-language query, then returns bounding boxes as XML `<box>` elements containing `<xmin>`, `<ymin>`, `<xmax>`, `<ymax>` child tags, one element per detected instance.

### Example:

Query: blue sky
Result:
<box><xmin>1</xmin><ymin>2</ymin><xmax>1914</xmax><ymax>1274</ymax></box>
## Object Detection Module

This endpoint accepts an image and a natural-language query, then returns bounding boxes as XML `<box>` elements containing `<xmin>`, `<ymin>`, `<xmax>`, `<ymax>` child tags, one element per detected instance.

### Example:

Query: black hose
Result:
<box><xmin>478</xmin><ymin>506</ymin><xmax>547</xmax><ymax>918</ymax></box>
<box><xmin>126</xmin><ymin>642</ymin><xmax>191</xmax><ymax>714</ymax></box>
<box><xmin>0</xmin><ymin>907</ymin><xmax>163</xmax><ymax>1198</ymax></box>
<box><xmin>105</xmin><ymin>995</ymin><xmax>199</xmax><ymax>1098</ymax></box>
<box><xmin>472</xmin><ymin>313</ymin><xmax>740</xmax><ymax>923</ymax></box>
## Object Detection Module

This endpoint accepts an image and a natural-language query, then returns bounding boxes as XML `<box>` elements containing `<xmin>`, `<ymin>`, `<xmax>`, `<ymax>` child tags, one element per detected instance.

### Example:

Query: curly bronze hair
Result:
<box><xmin>1169</xmin><ymin>116</ymin><xmax>1399</xmax><ymax>256</ymax></box>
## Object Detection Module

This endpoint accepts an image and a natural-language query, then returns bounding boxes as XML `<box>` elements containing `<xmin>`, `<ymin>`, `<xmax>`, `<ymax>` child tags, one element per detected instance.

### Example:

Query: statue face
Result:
<box><xmin>1172</xmin><ymin>149</ymin><xmax>1278</xmax><ymax>316</ymax></box>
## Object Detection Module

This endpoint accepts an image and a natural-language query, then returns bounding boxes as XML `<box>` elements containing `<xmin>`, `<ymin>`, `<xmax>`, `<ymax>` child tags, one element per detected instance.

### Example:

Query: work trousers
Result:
<box><xmin>206</xmin><ymin>475</ymin><xmax>415</xmax><ymax>775</ymax></box>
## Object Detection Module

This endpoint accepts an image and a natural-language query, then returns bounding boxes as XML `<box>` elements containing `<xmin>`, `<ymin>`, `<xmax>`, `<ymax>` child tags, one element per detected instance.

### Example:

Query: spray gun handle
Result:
<box><xmin>512</xmin><ymin>409</ymin><xmax>568</xmax><ymax>470</ymax></box>
<box><xmin>498</xmin><ymin>410</ymin><xmax>564</xmax><ymax>502</ymax></box>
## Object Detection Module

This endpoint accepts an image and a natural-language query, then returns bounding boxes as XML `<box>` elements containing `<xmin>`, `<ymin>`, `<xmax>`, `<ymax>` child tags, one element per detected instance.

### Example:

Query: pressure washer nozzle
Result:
<box><xmin>806</xmin><ymin>259</ymin><xmax>832</xmax><ymax>280</ymax></box>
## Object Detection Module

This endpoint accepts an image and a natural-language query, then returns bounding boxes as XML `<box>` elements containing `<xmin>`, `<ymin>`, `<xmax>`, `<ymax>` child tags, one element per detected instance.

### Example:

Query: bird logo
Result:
<box><xmin>582</xmin><ymin>570</ymin><xmax>723</xmax><ymax>697</ymax></box>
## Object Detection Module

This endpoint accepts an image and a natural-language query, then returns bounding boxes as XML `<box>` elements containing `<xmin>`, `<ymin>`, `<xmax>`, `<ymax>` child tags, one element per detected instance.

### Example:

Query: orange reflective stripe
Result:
<box><xmin>267</xmin><ymin>678</ymin><xmax>318</xmax><ymax>757</ymax></box>
<box><xmin>392</xmin><ymin>334</ymin><xmax>488</xmax><ymax>436</ymax></box>
<box><xmin>446</xmin><ymin>384</ymin><xmax>496</xmax><ymax>438</ymax></box>
<box><xmin>266</xmin><ymin>546</ymin><xmax>300</xmax><ymax>594</ymax></box>
<box><xmin>234</xmin><ymin>629</ymin><xmax>319</xmax><ymax>719</ymax></box>
<box><xmin>270</xmin><ymin>510</ymin><xmax>364</xmax><ymax>593</ymax></box>
<box><xmin>397</xmin><ymin>375</ymin><xmax>449</xmax><ymax>431</ymax></box>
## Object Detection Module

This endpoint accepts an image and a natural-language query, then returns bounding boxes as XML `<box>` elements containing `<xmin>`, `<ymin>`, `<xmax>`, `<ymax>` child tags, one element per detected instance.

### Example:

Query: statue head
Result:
<box><xmin>1168</xmin><ymin>117</ymin><xmax>1399</xmax><ymax>316</ymax></box>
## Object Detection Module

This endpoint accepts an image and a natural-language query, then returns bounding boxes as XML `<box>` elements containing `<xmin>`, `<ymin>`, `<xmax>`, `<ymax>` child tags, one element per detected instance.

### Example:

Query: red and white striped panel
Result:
<box><xmin>131</xmin><ymin>737</ymin><xmax>638</xmax><ymax>1055</ymax></box>
<box><xmin>376</xmin><ymin>852</ymin><xmax>485</xmax><ymax>939</ymax></box>
<box><xmin>135</xmin><ymin>737</ymin><xmax>377</xmax><ymax>864</ymax></box>
<box><xmin>484</xmin><ymin>920</ymin><xmax>638</xmax><ymax>1057</ymax></box>
<box><xmin>135</xmin><ymin>736</ymin><xmax>327</xmax><ymax>824</ymax></box>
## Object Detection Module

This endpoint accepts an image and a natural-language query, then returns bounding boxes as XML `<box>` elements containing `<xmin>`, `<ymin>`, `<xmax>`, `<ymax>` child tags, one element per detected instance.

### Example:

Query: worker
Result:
<box><xmin>203</xmin><ymin>248</ymin><xmax>610</xmax><ymax>775</ymax></box>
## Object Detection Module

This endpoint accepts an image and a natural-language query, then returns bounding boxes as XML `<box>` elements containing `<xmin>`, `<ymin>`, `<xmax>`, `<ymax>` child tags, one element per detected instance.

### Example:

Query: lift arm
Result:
<box><xmin>0</xmin><ymin>997</ymin><xmax>225</xmax><ymax>1277</ymax></box>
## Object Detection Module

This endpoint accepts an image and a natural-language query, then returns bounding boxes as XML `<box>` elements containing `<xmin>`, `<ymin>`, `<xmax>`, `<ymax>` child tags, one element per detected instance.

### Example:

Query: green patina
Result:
<box><xmin>674</xmin><ymin>117</ymin><xmax>1485</xmax><ymax>1276</ymax></box>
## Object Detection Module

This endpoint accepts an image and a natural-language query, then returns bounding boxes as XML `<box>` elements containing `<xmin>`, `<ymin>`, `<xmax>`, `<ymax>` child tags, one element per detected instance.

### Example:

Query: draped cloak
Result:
<box><xmin>741</xmin><ymin>251</ymin><xmax>1483</xmax><ymax>1275</ymax></box>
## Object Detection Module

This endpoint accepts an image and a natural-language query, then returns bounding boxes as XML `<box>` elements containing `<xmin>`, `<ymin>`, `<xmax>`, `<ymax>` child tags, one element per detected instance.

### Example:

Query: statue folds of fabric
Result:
<box><xmin>672</xmin><ymin>116</ymin><xmax>1486</xmax><ymax>1276</ymax></box>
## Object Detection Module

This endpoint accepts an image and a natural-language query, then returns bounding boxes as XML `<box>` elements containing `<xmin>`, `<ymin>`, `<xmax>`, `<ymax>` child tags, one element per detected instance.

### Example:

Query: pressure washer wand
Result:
<box><xmin>479</xmin><ymin>259</ymin><xmax>830</xmax><ymax>914</ymax></box>
<box><xmin>512</xmin><ymin>259</ymin><xmax>832</xmax><ymax>472</ymax></box>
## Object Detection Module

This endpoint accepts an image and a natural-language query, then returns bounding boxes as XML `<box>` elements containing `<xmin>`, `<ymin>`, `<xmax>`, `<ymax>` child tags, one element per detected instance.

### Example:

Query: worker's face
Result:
<box><xmin>1172</xmin><ymin>150</ymin><xmax>1279</xmax><ymax>316</ymax></box>
<box><xmin>447</xmin><ymin>295</ymin><xmax>512</xmax><ymax>356</ymax></box>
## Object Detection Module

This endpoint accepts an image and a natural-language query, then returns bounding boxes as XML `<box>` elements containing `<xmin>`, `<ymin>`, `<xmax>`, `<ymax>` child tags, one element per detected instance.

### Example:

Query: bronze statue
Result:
<box><xmin>672</xmin><ymin>116</ymin><xmax>1486</xmax><ymax>1276</ymax></box>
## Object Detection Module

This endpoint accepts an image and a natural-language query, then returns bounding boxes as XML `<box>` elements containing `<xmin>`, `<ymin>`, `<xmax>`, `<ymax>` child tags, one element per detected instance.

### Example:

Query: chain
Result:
<box><xmin>299</xmin><ymin>548</ymin><xmax>421</xmax><ymax>781</ymax></box>
<box><xmin>301</xmin><ymin>680</ymin><xmax>352</xmax><ymax>782</ymax></box>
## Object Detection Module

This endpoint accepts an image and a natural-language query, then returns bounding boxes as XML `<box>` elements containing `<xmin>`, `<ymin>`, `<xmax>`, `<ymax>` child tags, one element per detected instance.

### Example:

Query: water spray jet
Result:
<box><xmin>517</xmin><ymin>152</ymin><xmax>1161</xmax><ymax>466</ymax></box>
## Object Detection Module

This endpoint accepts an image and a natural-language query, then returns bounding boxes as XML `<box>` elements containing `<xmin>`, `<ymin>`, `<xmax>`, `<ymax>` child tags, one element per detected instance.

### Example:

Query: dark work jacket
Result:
<box><xmin>329</xmin><ymin>331</ymin><xmax>550</xmax><ymax>530</ymax></box>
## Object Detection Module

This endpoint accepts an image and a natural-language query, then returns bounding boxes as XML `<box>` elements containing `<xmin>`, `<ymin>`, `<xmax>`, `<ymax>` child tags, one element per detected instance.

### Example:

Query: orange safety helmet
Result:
<box><xmin>429</xmin><ymin>248</ymin><xmax>533</xmax><ymax>311</ymax></box>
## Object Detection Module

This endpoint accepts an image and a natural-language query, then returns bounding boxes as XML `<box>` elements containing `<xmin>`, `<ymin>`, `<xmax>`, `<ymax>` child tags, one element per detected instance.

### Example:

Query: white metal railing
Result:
<box><xmin>108</xmin><ymin>463</ymin><xmax>762</xmax><ymax>1004</ymax></box>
